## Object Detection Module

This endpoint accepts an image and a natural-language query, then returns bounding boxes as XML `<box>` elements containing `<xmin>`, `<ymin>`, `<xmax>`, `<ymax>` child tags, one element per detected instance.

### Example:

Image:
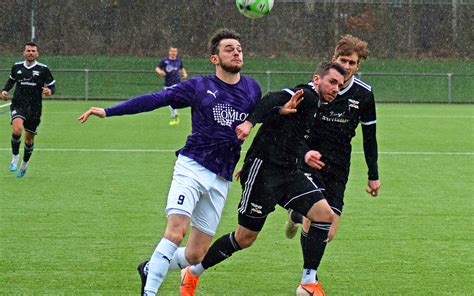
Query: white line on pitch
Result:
<box><xmin>0</xmin><ymin>148</ymin><xmax>472</xmax><ymax>155</ymax></box>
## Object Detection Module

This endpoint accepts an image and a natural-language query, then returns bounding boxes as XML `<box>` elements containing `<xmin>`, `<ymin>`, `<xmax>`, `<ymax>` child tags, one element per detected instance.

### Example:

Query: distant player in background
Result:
<box><xmin>155</xmin><ymin>46</ymin><xmax>188</xmax><ymax>125</ymax></box>
<box><xmin>1</xmin><ymin>41</ymin><xmax>56</xmax><ymax>177</ymax></box>
<box><xmin>78</xmin><ymin>28</ymin><xmax>261</xmax><ymax>296</ymax></box>
<box><xmin>284</xmin><ymin>35</ymin><xmax>381</xmax><ymax>295</ymax></box>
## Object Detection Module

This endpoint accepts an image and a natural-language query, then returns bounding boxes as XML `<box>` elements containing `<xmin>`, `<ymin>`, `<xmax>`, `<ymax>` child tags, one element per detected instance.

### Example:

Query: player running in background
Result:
<box><xmin>78</xmin><ymin>28</ymin><xmax>261</xmax><ymax>296</ymax></box>
<box><xmin>1</xmin><ymin>41</ymin><xmax>56</xmax><ymax>178</ymax></box>
<box><xmin>179</xmin><ymin>62</ymin><xmax>347</xmax><ymax>296</ymax></box>
<box><xmin>284</xmin><ymin>35</ymin><xmax>381</xmax><ymax>295</ymax></box>
<box><xmin>155</xmin><ymin>46</ymin><xmax>188</xmax><ymax>125</ymax></box>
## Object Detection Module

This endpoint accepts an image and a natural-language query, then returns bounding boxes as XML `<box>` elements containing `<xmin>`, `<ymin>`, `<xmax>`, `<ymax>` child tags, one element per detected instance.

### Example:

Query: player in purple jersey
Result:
<box><xmin>155</xmin><ymin>47</ymin><xmax>188</xmax><ymax>125</ymax></box>
<box><xmin>78</xmin><ymin>28</ymin><xmax>261</xmax><ymax>296</ymax></box>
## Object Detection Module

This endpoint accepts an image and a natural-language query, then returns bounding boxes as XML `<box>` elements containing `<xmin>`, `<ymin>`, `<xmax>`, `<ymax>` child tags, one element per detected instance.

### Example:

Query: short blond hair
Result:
<box><xmin>334</xmin><ymin>35</ymin><xmax>369</xmax><ymax>62</ymax></box>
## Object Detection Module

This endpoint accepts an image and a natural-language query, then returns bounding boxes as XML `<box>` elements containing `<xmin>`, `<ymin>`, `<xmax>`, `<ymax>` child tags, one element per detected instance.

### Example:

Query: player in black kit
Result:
<box><xmin>179</xmin><ymin>62</ymin><xmax>346</xmax><ymax>296</ymax></box>
<box><xmin>284</xmin><ymin>35</ymin><xmax>381</xmax><ymax>295</ymax></box>
<box><xmin>1</xmin><ymin>42</ymin><xmax>56</xmax><ymax>177</ymax></box>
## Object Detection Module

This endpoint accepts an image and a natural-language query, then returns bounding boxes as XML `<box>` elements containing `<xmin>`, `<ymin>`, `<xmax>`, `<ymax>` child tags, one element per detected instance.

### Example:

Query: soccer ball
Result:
<box><xmin>236</xmin><ymin>0</ymin><xmax>274</xmax><ymax>19</ymax></box>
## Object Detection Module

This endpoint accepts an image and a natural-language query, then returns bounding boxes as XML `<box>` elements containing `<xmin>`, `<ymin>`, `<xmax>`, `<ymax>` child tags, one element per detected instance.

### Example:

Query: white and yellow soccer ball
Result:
<box><xmin>236</xmin><ymin>0</ymin><xmax>274</xmax><ymax>19</ymax></box>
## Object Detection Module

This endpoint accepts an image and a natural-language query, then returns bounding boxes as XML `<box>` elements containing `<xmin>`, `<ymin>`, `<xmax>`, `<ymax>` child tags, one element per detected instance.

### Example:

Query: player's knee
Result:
<box><xmin>307</xmin><ymin>205</ymin><xmax>335</xmax><ymax>224</ymax></box>
<box><xmin>12</xmin><ymin>126</ymin><xmax>22</xmax><ymax>135</ymax></box>
<box><xmin>235</xmin><ymin>229</ymin><xmax>258</xmax><ymax>249</ymax></box>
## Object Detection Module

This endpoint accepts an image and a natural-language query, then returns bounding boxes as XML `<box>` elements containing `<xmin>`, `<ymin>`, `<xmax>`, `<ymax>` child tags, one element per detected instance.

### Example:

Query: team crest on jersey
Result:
<box><xmin>17</xmin><ymin>70</ymin><xmax>22</xmax><ymax>74</ymax></box>
<box><xmin>213</xmin><ymin>103</ymin><xmax>249</xmax><ymax>127</ymax></box>
<box><xmin>348</xmin><ymin>99</ymin><xmax>359</xmax><ymax>109</ymax></box>
<box><xmin>33</xmin><ymin>70</ymin><xmax>40</xmax><ymax>76</ymax></box>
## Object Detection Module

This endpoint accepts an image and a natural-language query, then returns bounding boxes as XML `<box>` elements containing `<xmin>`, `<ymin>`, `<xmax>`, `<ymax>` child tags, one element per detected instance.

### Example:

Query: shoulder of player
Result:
<box><xmin>353</xmin><ymin>77</ymin><xmax>373</xmax><ymax>92</ymax></box>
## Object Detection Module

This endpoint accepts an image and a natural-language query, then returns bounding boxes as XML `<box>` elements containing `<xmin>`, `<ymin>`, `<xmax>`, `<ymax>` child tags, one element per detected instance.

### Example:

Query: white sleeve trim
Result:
<box><xmin>361</xmin><ymin>120</ymin><xmax>377</xmax><ymax>125</ymax></box>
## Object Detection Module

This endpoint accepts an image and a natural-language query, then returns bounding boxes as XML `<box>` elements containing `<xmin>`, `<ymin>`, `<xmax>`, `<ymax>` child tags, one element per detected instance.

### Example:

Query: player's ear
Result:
<box><xmin>209</xmin><ymin>54</ymin><xmax>219</xmax><ymax>65</ymax></box>
<box><xmin>312</xmin><ymin>74</ymin><xmax>320</xmax><ymax>86</ymax></box>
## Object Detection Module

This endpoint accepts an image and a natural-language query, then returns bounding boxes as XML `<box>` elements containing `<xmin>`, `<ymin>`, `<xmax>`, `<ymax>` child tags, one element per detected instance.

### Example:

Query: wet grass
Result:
<box><xmin>1</xmin><ymin>101</ymin><xmax>473</xmax><ymax>295</ymax></box>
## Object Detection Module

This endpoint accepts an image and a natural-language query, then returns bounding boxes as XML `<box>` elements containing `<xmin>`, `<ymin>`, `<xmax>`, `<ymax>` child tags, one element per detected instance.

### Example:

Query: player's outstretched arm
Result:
<box><xmin>78</xmin><ymin>107</ymin><xmax>106</xmax><ymax>123</ymax></box>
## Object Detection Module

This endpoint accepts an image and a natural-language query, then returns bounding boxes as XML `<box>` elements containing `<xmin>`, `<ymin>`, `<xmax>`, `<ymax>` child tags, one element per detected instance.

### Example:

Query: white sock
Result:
<box><xmin>12</xmin><ymin>154</ymin><xmax>19</xmax><ymax>161</ymax></box>
<box><xmin>189</xmin><ymin>263</ymin><xmax>205</xmax><ymax>276</ymax></box>
<box><xmin>301</xmin><ymin>268</ymin><xmax>317</xmax><ymax>284</ymax></box>
<box><xmin>168</xmin><ymin>247</ymin><xmax>189</xmax><ymax>270</ymax></box>
<box><xmin>144</xmin><ymin>238</ymin><xmax>178</xmax><ymax>295</ymax></box>
<box><xmin>169</xmin><ymin>106</ymin><xmax>178</xmax><ymax>118</ymax></box>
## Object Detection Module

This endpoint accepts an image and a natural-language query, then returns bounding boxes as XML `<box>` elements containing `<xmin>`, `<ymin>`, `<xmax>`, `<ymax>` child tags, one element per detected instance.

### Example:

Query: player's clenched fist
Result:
<box><xmin>1</xmin><ymin>90</ymin><xmax>8</xmax><ymax>100</ymax></box>
<box><xmin>304</xmin><ymin>150</ymin><xmax>325</xmax><ymax>169</ymax></box>
<box><xmin>78</xmin><ymin>107</ymin><xmax>106</xmax><ymax>123</ymax></box>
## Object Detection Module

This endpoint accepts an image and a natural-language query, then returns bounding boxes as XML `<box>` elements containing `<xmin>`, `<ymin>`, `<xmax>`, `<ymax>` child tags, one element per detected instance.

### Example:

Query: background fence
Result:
<box><xmin>0</xmin><ymin>0</ymin><xmax>472</xmax><ymax>59</ymax></box>
<box><xmin>1</xmin><ymin>68</ymin><xmax>472</xmax><ymax>103</ymax></box>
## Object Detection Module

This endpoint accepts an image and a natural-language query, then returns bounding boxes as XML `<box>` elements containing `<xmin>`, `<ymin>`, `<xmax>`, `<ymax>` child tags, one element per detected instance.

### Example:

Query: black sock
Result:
<box><xmin>300</xmin><ymin>230</ymin><xmax>307</xmax><ymax>256</ymax></box>
<box><xmin>303</xmin><ymin>222</ymin><xmax>330</xmax><ymax>271</ymax></box>
<box><xmin>11</xmin><ymin>134</ymin><xmax>21</xmax><ymax>155</ymax></box>
<box><xmin>291</xmin><ymin>210</ymin><xmax>304</xmax><ymax>224</ymax></box>
<box><xmin>23</xmin><ymin>143</ymin><xmax>34</xmax><ymax>162</ymax></box>
<box><xmin>201</xmin><ymin>232</ymin><xmax>241</xmax><ymax>270</ymax></box>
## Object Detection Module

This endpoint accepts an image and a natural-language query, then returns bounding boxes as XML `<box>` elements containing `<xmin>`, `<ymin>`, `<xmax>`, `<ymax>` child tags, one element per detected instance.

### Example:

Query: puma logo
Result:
<box><xmin>207</xmin><ymin>90</ymin><xmax>218</xmax><ymax>98</ymax></box>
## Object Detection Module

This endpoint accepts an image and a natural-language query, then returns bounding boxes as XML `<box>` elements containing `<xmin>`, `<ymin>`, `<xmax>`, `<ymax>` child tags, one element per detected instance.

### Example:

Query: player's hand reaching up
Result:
<box><xmin>304</xmin><ymin>150</ymin><xmax>325</xmax><ymax>169</ymax></box>
<box><xmin>279</xmin><ymin>89</ymin><xmax>304</xmax><ymax>115</ymax></box>
<box><xmin>78</xmin><ymin>107</ymin><xmax>106</xmax><ymax>123</ymax></box>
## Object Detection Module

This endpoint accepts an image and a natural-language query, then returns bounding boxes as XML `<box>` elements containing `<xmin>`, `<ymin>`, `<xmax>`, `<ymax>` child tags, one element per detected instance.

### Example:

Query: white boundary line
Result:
<box><xmin>0</xmin><ymin>102</ymin><xmax>12</xmax><ymax>108</ymax></box>
<box><xmin>0</xmin><ymin>147</ymin><xmax>472</xmax><ymax>155</ymax></box>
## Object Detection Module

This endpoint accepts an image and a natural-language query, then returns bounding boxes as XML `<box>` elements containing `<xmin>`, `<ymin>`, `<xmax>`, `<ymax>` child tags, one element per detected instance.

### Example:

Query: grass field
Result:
<box><xmin>1</xmin><ymin>101</ymin><xmax>473</xmax><ymax>295</ymax></box>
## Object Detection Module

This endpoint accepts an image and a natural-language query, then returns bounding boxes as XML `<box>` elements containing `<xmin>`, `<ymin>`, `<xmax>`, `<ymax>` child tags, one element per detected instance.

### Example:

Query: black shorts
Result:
<box><xmin>237</xmin><ymin>157</ymin><xmax>326</xmax><ymax>232</ymax></box>
<box><xmin>10</xmin><ymin>106</ymin><xmax>41</xmax><ymax>134</ymax></box>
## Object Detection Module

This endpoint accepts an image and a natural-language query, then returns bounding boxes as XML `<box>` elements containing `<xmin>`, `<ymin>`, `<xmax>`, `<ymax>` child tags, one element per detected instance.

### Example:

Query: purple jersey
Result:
<box><xmin>105</xmin><ymin>74</ymin><xmax>262</xmax><ymax>181</ymax></box>
<box><xmin>158</xmin><ymin>58</ymin><xmax>184</xmax><ymax>86</ymax></box>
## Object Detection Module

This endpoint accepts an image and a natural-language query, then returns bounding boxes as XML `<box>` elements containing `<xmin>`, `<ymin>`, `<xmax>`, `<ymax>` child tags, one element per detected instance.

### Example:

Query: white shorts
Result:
<box><xmin>166</xmin><ymin>154</ymin><xmax>230</xmax><ymax>236</ymax></box>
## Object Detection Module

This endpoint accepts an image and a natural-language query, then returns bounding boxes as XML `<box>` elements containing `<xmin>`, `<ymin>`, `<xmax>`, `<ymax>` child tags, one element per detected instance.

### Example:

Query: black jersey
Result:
<box><xmin>302</xmin><ymin>76</ymin><xmax>378</xmax><ymax>181</ymax></box>
<box><xmin>2</xmin><ymin>61</ymin><xmax>56</xmax><ymax>115</ymax></box>
<box><xmin>245</xmin><ymin>87</ymin><xmax>320</xmax><ymax>169</ymax></box>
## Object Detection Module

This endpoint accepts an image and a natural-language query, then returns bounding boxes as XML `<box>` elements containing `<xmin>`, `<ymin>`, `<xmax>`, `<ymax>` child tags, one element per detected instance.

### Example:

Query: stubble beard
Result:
<box><xmin>221</xmin><ymin>63</ymin><xmax>241</xmax><ymax>74</ymax></box>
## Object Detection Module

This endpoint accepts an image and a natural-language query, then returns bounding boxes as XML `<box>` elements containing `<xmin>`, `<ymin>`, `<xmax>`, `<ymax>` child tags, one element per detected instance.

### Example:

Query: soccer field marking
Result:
<box><xmin>0</xmin><ymin>147</ymin><xmax>472</xmax><ymax>155</ymax></box>
<box><xmin>381</xmin><ymin>115</ymin><xmax>473</xmax><ymax>119</ymax></box>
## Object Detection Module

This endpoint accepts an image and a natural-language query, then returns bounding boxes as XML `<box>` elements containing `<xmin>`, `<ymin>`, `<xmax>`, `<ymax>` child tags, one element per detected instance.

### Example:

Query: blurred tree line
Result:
<box><xmin>0</xmin><ymin>0</ymin><xmax>472</xmax><ymax>59</ymax></box>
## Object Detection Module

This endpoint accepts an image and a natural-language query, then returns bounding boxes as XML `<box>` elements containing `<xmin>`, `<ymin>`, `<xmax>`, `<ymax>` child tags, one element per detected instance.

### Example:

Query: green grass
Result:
<box><xmin>0</xmin><ymin>102</ymin><xmax>473</xmax><ymax>295</ymax></box>
<box><xmin>1</xmin><ymin>55</ymin><xmax>473</xmax><ymax>102</ymax></box>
